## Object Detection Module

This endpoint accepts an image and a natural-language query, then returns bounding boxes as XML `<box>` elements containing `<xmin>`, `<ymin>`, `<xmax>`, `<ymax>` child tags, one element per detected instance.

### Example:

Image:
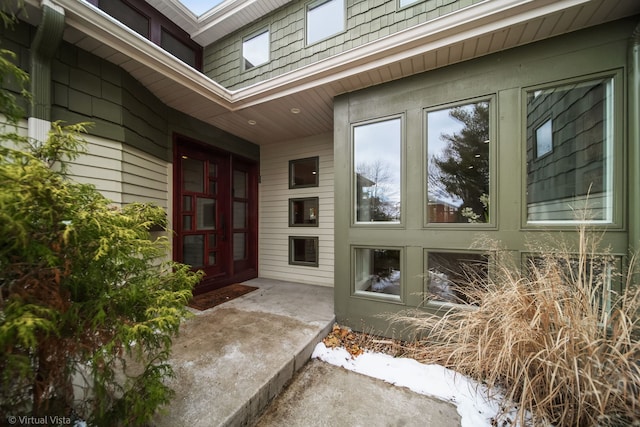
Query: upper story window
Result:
<box><xmin>399</xmin><ymin>0</ymin><xmax>421</xmax><ymax>7</ymax></box>
<box><xmin>243</xmin><ymin>29</ymin><xmax>270</xmax><ymax>70</ymax></box>
<box><xmin>525</xmin><ymin>76</ymin><xmax>615</xmax><ymax>224</ymax></box>
<box><xmin>306</xmin><ymin>0</ymin><xmax>345</xmax><ymax>45</ymax></box>
<box><xmin>88</xmin><ymin>0</ymin><xmax>202</xmax><ymax>70</ymax></box>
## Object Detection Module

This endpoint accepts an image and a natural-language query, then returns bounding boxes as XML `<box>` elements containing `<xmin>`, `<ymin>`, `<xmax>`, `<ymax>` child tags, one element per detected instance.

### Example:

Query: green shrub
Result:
<box><xmin>395</xmin><ymin>227</ymin><xmax>640</xmax><ymax>426</ymax></box>
<box><xmin>0</xmin><ymin>11</ymin><xmax>202</xmax><ymax>420</ymax></box>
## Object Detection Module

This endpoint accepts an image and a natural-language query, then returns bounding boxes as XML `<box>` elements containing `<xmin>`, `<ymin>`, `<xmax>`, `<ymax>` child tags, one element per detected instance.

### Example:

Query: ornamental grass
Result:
<box><xmin>394</xmin><ymin>225</ymin><xmax>640</xmax><ymax>426</ymax></box>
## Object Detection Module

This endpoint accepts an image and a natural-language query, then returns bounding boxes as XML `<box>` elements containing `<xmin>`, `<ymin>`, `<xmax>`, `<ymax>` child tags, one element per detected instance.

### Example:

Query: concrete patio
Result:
<box><xmin>152</xmin><ymin>277</ymin><xmax>460</xmax><ymax>427</ymax></box>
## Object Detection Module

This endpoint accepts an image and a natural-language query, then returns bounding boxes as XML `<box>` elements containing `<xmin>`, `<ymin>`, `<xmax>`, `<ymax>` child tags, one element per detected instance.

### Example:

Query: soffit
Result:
<box><xmin>24</xmin><ymin>0</ymin><xmax>640</xmax><ymax>145</ymax></box>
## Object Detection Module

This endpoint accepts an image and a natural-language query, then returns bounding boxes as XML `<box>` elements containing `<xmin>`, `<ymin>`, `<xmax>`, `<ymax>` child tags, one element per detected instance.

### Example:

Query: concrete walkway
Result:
<box><xmin>153</xmin><ymin>278</ymin><xmax>460</xmax><ymax>427</ymax></box>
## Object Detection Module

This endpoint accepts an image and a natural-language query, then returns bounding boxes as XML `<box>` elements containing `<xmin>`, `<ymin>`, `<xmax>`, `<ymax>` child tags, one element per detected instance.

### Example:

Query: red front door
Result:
<box><xmin>174</xmin><ymin>137</ymin><xmax>258</xmax><ymax>293</ymax></box>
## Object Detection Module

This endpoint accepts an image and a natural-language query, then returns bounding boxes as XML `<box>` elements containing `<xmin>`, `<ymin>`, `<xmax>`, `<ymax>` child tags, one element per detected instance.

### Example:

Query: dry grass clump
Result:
<box><xmin>394</xmin><ymin>227</ymin><xmax>640</xmax><ymax>426</ymax></box>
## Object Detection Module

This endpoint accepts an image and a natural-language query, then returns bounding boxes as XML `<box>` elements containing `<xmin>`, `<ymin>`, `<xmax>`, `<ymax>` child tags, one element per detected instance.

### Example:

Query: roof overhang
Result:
<box><xmin>19</xmin><ymin>0</ymin><xmax>640</xmax><ymax>144</ymax></box>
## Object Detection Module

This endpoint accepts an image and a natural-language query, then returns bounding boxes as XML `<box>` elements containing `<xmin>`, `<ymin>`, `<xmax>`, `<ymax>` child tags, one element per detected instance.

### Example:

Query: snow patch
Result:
<box><xmin>312</xmin><ymin>342</ymin><xmax>505</xmax><ymax>427</ymax></box>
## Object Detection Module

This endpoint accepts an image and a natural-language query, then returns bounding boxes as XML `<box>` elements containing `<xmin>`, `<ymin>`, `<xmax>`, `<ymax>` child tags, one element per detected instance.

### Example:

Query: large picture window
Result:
<box><xmin>306</xmin><ymin>0</ymin><xmax>344</xmax><ymax>45</ymax></box>
<box><xmin>426</xmin><ymin>101</ymin><xmax>491</xmax><ymax>224</ymax></box>
<box><xmin>526</xmin><ymin>77</ymin><xmax>614</xmax><ymax>223</ymax></box>
<box><xmin>353</xmin><ymin>117</ymin><xmax>402</xmax><ymax>223</ymax></box>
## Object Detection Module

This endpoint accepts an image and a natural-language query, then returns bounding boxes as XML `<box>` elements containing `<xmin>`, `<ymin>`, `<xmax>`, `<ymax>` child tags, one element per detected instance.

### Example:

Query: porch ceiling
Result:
<box><xmin>23</xmin><ymin>0</ymin><xmax>640</xmax><ymax>145</ymax></box>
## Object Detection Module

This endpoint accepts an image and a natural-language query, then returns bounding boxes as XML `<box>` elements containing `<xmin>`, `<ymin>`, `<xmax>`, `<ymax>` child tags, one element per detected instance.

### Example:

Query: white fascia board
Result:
<box><xmin>192</xmin><ymin>0</ymin><xmax>292</xmax><ymax>45</ymax></box>
<box><xmin>230</xmin><ymin>0</ymin><xmax>592</xmax><ymax>107</ymax></box>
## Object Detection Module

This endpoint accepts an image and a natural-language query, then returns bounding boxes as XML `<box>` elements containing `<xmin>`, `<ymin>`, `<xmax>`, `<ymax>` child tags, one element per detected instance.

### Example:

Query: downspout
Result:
<box><xmin>28</xmin><ymin>0</ymin><xmax>64</xmax><ymax>143</ymax></box>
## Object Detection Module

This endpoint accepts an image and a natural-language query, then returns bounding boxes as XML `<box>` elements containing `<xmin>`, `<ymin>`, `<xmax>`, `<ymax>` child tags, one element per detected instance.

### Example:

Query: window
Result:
<box><xmin>354</xmin><ymin>248</ymin><xmax>401</xmax><ymax>299</ymax></box>
<box><xmin>289</xmin><ymin>197</ymin><xmax>319</xmax><ymax>227</ymax></box>
<box><xmin>426</xmin><ymin>252</ymin><xmax>488</xmax><ymax>305</ymax></box>
<box><xmin>307</xmin><ymin>0</ymin><xmax>344</xmax><ymax>45</ymax></box>
<box><xmin>289</xmin><ymin>236</ymin><xmax>319</xmax><ymax>267</ymax></box>
<box><xmin>426</xmin><ymin>101</ymin><xmax>490</xmax><ymax>224</ymax></box>
<box><xmin>353</xmin><ymin>117</ymin><xmax>402</xmax><ymax>223</ymax></box>
<box><xmin>526</xmin><ymin>77</ymin><xmax>614</xmax><ymax>223</ymax></box>
<box><xmin>162</xmin><ymin>28</ymin><xmax>197</xmax><ymax>68</ymax></box>
<box><xmin>399</xmin><ymin>0</ymin><xmax>421</xmax><ymax>7</ymax></box>
<box><xmin>289</xmin><ymin>157</ymin><xmax>319</xmax><ymax>188</ymax></box>
<box><xmin>243</xmin><ymin>29</ymin><xmax>270</xmax><ymax>70</ymax></box>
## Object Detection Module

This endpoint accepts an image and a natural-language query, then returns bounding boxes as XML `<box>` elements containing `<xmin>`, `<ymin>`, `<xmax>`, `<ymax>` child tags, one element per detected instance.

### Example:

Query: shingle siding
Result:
<box><xmin>204</xmin><ymin>0</ymin><xmax>484</xmax><ymax>89</ymax></box>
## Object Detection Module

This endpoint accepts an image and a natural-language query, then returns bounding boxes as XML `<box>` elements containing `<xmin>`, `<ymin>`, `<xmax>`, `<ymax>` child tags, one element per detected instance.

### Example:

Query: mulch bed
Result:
<box><xmin>188</xmin><ymin>283</ymin><xmax>258</xmax><ymax>311</ymax></box>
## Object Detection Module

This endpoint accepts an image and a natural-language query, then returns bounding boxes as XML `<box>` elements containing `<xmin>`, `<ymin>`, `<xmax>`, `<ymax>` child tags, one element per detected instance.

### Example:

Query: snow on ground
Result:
<box><xmin>312</xmin><ymin>342</ymin><xmax>506</xmax><ymax>427</ymax></box>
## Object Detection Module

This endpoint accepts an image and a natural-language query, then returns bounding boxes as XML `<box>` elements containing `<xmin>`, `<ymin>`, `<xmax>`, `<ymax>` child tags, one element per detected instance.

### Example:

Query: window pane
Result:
<box><xmin>427</xmin><ymin>101</ymin><xmax>490</xmax><ymax>223</ymax></box>
<box><xmin>233</xmin><ymin>233</ymin><xmax>246</xmax><ymax>261</ymax></box>
<box><xmin>427</xmin><ymin>252</ymin><xmax>488</xmax><ymax>304</ymax></box>
<box><xmin>354</xmin><ymin>118</ymin><xmax>402</xmax><ymax>223</ymax></box>
<box><xmin>289</xmin><ymin>157</ymin><xmax>319</xmax><ymax>188</ymax></box>
<box><xmin>234</xmin><ymin>170</ymin><xmax>248</xmax><ymax>198</ymax></box>
<box><xmin>233</xmin><ymin>201</ymin><xmax>247</xmax><ymax>229</ymax></box>
<box><xmin>161</xmin><ymin>28</ymin><xmax>197</xmax><ymax>68</ymax></box>
<box><xmin>289</xmin><ymin>237</ymin><xmax>319</xmax><ymax>266</ymax></box>
<box><xmin>183</xmin><ymin>235</ymin><xmax>204</xmax><ymax>267</ymax></box>
<box><xmin>399</xmin><ymin>0</ymin><xmax>420</xmax><ymax>7</ymax></box>
<box><xmin>307</xmin><ymin>0</ymin><xmax>344</xmax><ymax>44</ymax></box>
<box><xmin>354</xmin><ymin>248</ymin><xmax>400</xmax><ymax>296</ymax></box>
<box><xmin>526</xmin><ymin>78</ymin><xmax>613</xmax><ymax>223</ymax></box>
<box><xmin>243</xmin><ymin>30</ymin><xmax>269</xmax><ymax>69</ymax></box>
<box><xmin>197</xmin><ymin>197</ymin><xmax>216</xmax><ymax>230</ymax></box>
<box><xmin>182</xmin><ymin>157</ymin><xmax>204</xmax><ymax>193</ymax></box>
<box><xmin>289</xmin><ymin>198</ymin><xmax>319</xmax><ymax>226</ymax></box>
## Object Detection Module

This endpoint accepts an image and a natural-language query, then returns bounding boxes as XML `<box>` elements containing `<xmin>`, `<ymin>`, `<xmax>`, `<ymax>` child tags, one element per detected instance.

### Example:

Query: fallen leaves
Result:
<box><xmin>322</xmin><ymin>324</ymin><xmax>364</xmax><ymax>358</ymax></box>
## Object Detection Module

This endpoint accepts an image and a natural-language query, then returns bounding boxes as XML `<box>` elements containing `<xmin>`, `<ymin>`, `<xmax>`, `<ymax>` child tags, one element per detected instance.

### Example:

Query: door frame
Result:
<box><xmin>172</xmin><ymin>134</ymin><xmax>259</xmax><ymax>294</ymax></box>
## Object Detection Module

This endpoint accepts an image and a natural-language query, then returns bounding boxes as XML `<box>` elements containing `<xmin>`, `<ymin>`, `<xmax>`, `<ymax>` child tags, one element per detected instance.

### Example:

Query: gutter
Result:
<box><xmin>629</xmin><ymin>21</ymin><xmax>640</xmax><ymax>252</ymax></box>
<box><xmin>28</xmin><ymin>0</ymin><xmax>64</xmax><ymax>142</ymax></box>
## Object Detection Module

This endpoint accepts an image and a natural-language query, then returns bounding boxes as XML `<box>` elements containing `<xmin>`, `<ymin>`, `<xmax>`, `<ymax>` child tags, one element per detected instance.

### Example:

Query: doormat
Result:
<box><xmin>188</xmin><ymin>284</ymin><xmax>259</xmax><ymax>311</ymax></box>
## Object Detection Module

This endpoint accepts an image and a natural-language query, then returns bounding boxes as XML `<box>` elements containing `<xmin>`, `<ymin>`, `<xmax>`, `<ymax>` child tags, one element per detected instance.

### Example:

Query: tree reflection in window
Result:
<box><xmin>427</xmin><ymin>101</ymin><xmax>490</xmax><ymax>223</ymax></box>
<box><xmin>354</xmin><ymin>118</ymin><xmax>402</xmax><ymax>223</ymax></box>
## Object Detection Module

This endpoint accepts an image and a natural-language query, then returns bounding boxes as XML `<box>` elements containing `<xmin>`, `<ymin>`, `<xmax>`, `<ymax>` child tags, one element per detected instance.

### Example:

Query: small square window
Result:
<box><xmin>289</xmin><ymin>197</ymin><xmax>319</xmax><ymax>227</ymax></box>
<box><xmin>289</xmin><ymin>236</ymin><xmax>319</xmax><ymax>267</ymax></box>
<box><xmin>243</xmin><ymin>29</ymin><xmax>270</xmax><ymax>70</ymax></box>
<box><xmin>307</xmin><ymin>0</ymin><xmax>344</xmax><ymax>45</ymax></box>
<box><xmin>289</xmin><ymin>157</ymin><xmax>319</xmax><ymax>188</ymax></box>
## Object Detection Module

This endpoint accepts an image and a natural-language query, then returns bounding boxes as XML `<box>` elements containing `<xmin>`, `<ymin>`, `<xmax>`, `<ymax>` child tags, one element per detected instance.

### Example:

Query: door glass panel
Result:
<box><xmin>234</xmin><ymin>201</ymin><xmax>247</xmax><ymax>229</ymax></box>
<box><xmin>209</xmin><ymin>161</ymin><xmax>217</xmax><ymax>178</ymax></box>
<box><xmin>183</xmin><ymin>195</ymin><xmax>193</xmax><ymax>211</ymax></box>
<box><xmin>427</xmin><ymin>101</ymin><xmax>490</xmax><ymax>224</ymax></box>
<box><xmin>183</xmin><ymin>235</ymin><xmax>204</xmax><ymax>267</ymax></box>
<box><xmin>354</xmin><ymin>118</ymin><xmax>402</xmax><ymax>223</ymax></box>
<box><xmin>182</xmin><ymin>215</ymin><xmax>192</xmax><ymax>231</ymax></box>
<box><xmin>197</xmin><ymin>197</ymin><xmax>216</xmax><ymax>230</ymax></box>
<box><xmin>234</xmin><ymin>170</ymin><xmax>248</xmax><ymax>198</ymax></box>
<box><xmin>208</xmin><ymin>234</ymin><xmax>216</xmax><ymax>248</ymax></box>
<box><xmin>208</xmin><ymin>180</ymin><xmax>217</xmax><ymax>196</ymax></box>
<box><xmin>233</xmin><ymin>233</ymin><xmax>246</xmax><ymax>261</ymax></box>
<box><xmin>208</xmin><ymin>252</ymin><xmax>217</xmax><ymax>266</ymax></box>
<box><xmin>182</xmin><ymin>157</ymin><xmax>204</xmax><ymax>193</ymax></box>
<box><xmin>526</xmin><ymin>78</ymin><xmax>613</xmax><ymax>223</ymax></box>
